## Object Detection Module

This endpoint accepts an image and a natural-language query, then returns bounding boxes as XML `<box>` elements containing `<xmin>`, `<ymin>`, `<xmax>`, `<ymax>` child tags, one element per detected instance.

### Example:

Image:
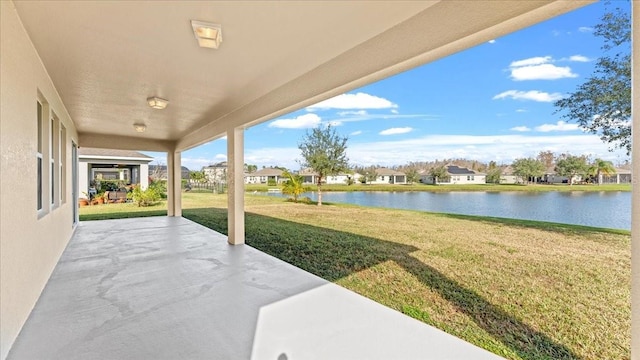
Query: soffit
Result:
<box><xmin>12</xmin><ymin>1</ymin><xmax>592</xmax><ymax>152</ymax></box>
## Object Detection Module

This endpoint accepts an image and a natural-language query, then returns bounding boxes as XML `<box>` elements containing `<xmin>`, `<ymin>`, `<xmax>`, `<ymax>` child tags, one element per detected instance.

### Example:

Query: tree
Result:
<box><xmin>429</xmin><ymin>165</ymin><xmax>448</xmax><ymax>185</ymax></box>
<box><xmin>554</xmin><ymin>155</ymin><xmax>589</xmax><ymax>185</ymax></box>
<box><xmin>281</xmin><ymin>171</ymin><xmax>307</xmax><ymax>202</ymax></box>
<box><xmin>554</xmin><ymin>5</ymin><xmax>631</xmax><ymax>154</ymax></box>
<box><xmin>486</xmin><ymin>167</ymin><xmax>502</xmax><ymax>184</ymax></box>
<box><xmin>189</xmin><ymin>170</ymin><xmax>206</xmax><ymax>183</ymax></box>
<box><xmin>589</xmin><ymin>158</ymin><xmax>617</xmax><ymax>185</ymax></box>
<box><xmin>245</xmin><ymin>164</ymin><xmax>257</xmax><ymax>173</ymax></box>
<box><xmin>364</xmin><ymin>169</ymin><xmax>378</xmax><ymax>184</ymax></box>
<box><xmin>511</xmin><ymin>158</ymin><xmax>545</xmax><ymax>184</ymax></box>
<box><xmin>298</xmin><ymin>125</ymin><xmax>349</xmax><ymax>206</ymax></box>
<box><xmin>536</xmin><ymin>150</ymin><xmax>555</xmax><ymax>169</ymax></box>
<box><xmin>405</xmin><ymin>168</ymin><xmax>420</xmax><ymax>184</ymax></box>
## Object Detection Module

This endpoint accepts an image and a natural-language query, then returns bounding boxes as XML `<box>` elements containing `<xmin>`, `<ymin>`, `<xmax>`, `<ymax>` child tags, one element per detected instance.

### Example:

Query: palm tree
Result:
<box><xmin>590</xmin><ymin>158</ymin><xmax>616</xmax><ymax>185</ymax></box>
<box><xmin>281</xmin><ymin>171</ymin><xmax>307</xmax><ymax>202</ymax></box>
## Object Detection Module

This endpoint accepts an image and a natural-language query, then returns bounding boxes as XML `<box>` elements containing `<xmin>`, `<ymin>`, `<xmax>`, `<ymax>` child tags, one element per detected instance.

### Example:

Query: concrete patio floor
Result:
<box><xmin>8</xmin><ymin>216</ymin><xmax>502</xmax><ymax>359</ymax></box>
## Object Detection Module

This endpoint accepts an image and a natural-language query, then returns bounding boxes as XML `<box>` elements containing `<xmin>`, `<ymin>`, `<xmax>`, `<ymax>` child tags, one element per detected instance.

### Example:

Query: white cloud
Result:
<box><xmin>509</xmin><ymin>56</ymin><xmax>552</xmax><ymax>67</ymax></box>
<box><xmin>345</xmin><ymin>134</ymin><xmax>627</xmax><ymax>167</ymax></box>
<box><xmin>510</xmin><ymin>64</ymin><xmax>577</xmax><ymax>81</ymax></box>
<box><xmin>307</xmin><ymin>92</ymin><xmax>398</xmax><ymax>110</ymax></box>
<box><xmin>488</xmin><ymin>39</ymin><xmax>496</xmax><ymax>44</ymax></box>
<box><xmin>515</xmin><ymin>109</ymin><xmax>528</xmax><ymax>113</ymax></box>
<box><xmin>508</xmin><ymin>56</ymin><xmax>578</xmax><ymax>81</ymax></box>
<box><xmin>328</xmin><ymin>120</ymin><xmax>343</xmax><ymax>127</ymax></box>
<box><xmin>569</xmin><ymin>55</ymin><xmax>590</xmax><ymax>62</ymax></box>
<box><xmin>390</xmin><ymin>109</ymin><xmax>399</xmax><ymax>114</ymax></box>
<box><xmin>350</xmin><ymin>130</ymin><xmax>363</xmax><ymax>136</ymax></box>
<box><xmin>244</xmin><ymin>147</ymin><xmax>302</xmax><ymax>170</ymax></box>
<box><xmin>493</xmin><ymin>90</ymin><xmax>564</xmax><ymax>102</ymax></box>
<box><xmin>534</xmin><ymin>121</ymin><xmax>580</xmax><ymax>132</ymax></box>
<box><xmin>578</xmin><ymin>26</ymin><xmax>593</xmax><ymax>33</ymax></box>
<box><xmin>379</xmin><ymin>127</ymin><xmax>413</xmax><ymax>135</ymax></box>
<box><xmin>214</xmin><ymin>154</ymin><xmax>227</xmax><ymax>160</ymax></box>
<box><xmin>337</xmin><ymin>110</ymin><xmax>368</xmax><ymax>116</ymax></box>
<box><xmin>510</xmin><ymin>126</ymin><xmax>531</xmax><ymax>132</ymax></box>
<box><xmin>268</xmin><ymin>113</ymin><xmax>321</xmax><ymax>129</ymax></box>
<box><xmin>235</xmin><ymin>133</ymin><xmax>627</xmax><ymax>170</ymax></box>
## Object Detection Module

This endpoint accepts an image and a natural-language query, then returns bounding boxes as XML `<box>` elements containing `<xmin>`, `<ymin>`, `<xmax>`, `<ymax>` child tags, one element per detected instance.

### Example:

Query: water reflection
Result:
<box><xmin>264</xmin><ymin>191</ymin><xmax>630</xmax><ymax>230</ymax></box>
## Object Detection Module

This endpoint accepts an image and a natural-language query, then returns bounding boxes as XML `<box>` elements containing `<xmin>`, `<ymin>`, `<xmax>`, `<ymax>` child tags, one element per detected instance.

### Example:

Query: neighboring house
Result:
<box><xmin>327</xmin><ymin>173</ymin><xmax>361</xmax><ymax>184</ymax></box>
<box><xmin>602</xmin><ymin>168</ymin><xmax>632</xmax><ymax>184</ymax></box>
<box><xmin>202</xmin><ymin>161</ymin><xmax>227</xmax><ymax>183</ymax></box>
<box><xmin>78</xmin><ymin>147</ymin><xmax>153</xmax><ymax>198</ymax></box>
<box><xmin>245</xmin><ymin>167</ymin><xmax>284</xmax><ymax>184</ymax></box>
<box><xmin>149</xmin><ymin>165</ymin><xmax>191</xmax><ymax>181</ymax></box>
<box><xmin>299</xmin><ymin>169</ymin><xmax>319</xmax><ymax>184</ymax></box>
<box><xmin>499</xmin><ymin>166</ymin><xmax>520</xmax><ymax>184</ymax></box>
<box><xmin>421</xmin><ymin>165</ymin><xmax>486</xmax><ymax>185</ymax></box>
<box><xmin>370</xmin><ymin>168</ymin><xmax>406</xmax><ymax>184</ymax></box>
<box><xmin>299</xmin><ymin>169</ymin><xmax>361</xmax><ymax>184</ymax></box>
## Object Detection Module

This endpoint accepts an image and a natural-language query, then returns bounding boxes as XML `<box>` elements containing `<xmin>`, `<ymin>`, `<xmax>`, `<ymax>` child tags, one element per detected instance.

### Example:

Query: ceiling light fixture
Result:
<box><xmin>147</xmin><ymin>96</ymin><xmax>168</xmax><ymax>110</ymax></box>
<box><xmin>191</xmin><ymin>20</ymin><xmax>222</xmax><ymax>49</ymax></box>
<box><xmin>133</xmin><ymin>123</ymin><xmax>147</xmax><ymax>133</ymax></box>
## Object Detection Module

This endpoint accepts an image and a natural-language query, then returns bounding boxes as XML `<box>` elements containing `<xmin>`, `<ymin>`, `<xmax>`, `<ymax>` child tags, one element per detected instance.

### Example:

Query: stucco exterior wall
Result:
<box><xmin>0</xmin><ymin>1</ymin><xmax>78</xmax><ymax>358</ymax></box>
<box><xmin>140</xmin><ymin>163</ymin><xmax>149</xmax><ymax>190</ymax></box>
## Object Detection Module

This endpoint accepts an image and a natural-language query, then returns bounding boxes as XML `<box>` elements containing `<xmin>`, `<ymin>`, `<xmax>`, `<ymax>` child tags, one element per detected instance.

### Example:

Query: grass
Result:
<box><xmin>245</xmin><ymin>182</ymin><xmax>631</xmax><ymax>193</ymax></box>
<box><xmin>79</xmin><ymin>201</ymin><xmax>167</xmax><ymax>220</ymax></box>
<box><xmin>80</xmin><ymin>192</ymin><xmax>630</xmax><ymax>359</ymax></box>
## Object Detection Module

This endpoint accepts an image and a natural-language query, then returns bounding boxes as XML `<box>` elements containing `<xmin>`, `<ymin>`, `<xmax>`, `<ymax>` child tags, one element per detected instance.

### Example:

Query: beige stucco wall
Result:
<box><xmin>0</xmin><ymin>1</ymin><xmax>78</xmax><ymax>358</ymax></box>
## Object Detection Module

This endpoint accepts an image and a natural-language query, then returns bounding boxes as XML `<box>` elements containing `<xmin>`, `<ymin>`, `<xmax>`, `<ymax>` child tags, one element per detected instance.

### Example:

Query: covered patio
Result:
<box><xmin>7</xmin><ymin>217</ymin><xmax>499</xmax><ymax>359</ymax></box>
<box><xmin>3</xmin><ymin>0</ymin><xmax>639</xmax><ymax>359</ymax></box>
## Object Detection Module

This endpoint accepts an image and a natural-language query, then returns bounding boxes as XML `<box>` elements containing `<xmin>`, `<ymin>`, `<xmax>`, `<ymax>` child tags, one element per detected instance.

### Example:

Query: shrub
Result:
<box><xmin>128</xmin><ymin>185</ymin><xmax>161</xmax><ymax>207</ymax></box>
<box><xmin>148</xmin><ymin>179</ymin><xmax>167</xmax><ymax>199</ymax></box>
<box><xmin>267</xmin><ymin>179</ymin><xmax>277</xmax><ymax>186</ymax></box>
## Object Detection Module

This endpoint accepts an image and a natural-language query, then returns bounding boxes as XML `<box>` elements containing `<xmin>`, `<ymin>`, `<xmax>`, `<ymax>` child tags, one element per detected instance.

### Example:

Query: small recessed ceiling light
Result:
<box><xmin>133</xmin><ymin>124</ymin><xmax>147</xmax><ymax>133</ymax></box>
<box><xmin>147</xmin><ymin>96</ymin><xmax>168</xmax><ymax>110</ymax></box>
<box><xmin>191</xmin><ymin>20</ymin><xmax>222</xmax><ymax>49</ymax></box>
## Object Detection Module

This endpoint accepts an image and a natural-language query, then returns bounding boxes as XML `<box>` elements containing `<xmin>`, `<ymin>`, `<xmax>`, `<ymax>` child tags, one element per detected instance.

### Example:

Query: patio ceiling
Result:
<box><xmin>12</xmin><ymin>1</ymin><xmax>592</xmax><ymax>152</ymax></box>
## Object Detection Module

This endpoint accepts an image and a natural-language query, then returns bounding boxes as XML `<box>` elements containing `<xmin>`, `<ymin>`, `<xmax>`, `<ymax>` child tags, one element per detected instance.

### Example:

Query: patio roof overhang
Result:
<box><xmin>11</xmin><ymin>0</ymin><xmax>593</xmax><ymax>153</ymax></box>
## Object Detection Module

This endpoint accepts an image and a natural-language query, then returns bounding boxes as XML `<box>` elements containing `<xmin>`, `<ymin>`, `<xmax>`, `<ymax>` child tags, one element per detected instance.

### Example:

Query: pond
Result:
<box><xmin>264</xmin><ymin>191</ymin><xmax>631</xmax><ymax>230</ymax></box>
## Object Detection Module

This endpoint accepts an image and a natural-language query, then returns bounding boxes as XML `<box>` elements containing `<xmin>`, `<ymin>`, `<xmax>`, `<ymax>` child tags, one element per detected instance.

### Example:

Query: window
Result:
<box><xmin>37</xmin><ymin>101</ymin><xmax>43</xmax><ymax>211</ymax></box>
<box><xmin>50</xmin><ymin>117</ymin><xmax>55</xmax><ymax>205</ymax></box>
<box><xmin>60</xmin><ymin>124</ymin><xmax>66</xmax><ymax>204</ymax></box>
<box><xmin>49</xmin><ymin>113</ymin><xmax>61</xmax><ymax>209</ymax></box>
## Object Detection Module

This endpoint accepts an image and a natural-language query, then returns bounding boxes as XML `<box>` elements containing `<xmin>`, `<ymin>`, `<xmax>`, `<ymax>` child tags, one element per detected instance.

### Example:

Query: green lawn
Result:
<box><xmin>245</xmin><ymin>182</ymin><xmax>631</xmax><ymax>193</ymax></box>
<box><xmin>80</xmin><ymin>192</ymin><xmax>630</xmax><ymax>359</ymax></box>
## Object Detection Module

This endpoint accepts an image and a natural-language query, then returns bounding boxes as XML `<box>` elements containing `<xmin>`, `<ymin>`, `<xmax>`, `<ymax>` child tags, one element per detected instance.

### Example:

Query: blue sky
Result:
<box><xmin>149</xmin><ymin>1</ymin><xmax>631</xmax><ymax>171</ymax></box>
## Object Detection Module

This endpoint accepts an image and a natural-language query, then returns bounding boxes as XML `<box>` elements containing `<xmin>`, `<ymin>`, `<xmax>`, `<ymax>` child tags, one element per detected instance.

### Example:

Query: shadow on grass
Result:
<box><xmin>183</xmin><ymin>206</ymin><xmax>581</xmax><ymax>360</ymax></box>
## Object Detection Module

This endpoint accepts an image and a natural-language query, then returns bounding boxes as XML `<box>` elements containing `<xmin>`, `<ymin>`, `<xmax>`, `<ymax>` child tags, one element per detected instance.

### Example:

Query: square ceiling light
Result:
<box><xmin>147</xmin><ymin>96</ymin><xmax>168</xmax><ymax>110</ymax></box>
<box><xmin>191</xmin><ymin>20</ymin><xmax>222</xmax><ymax>49</ymax></box>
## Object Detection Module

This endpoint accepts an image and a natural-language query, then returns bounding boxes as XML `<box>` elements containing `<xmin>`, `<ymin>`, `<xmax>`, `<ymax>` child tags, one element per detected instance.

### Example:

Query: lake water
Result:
<box><xmin>264</xmin><ymin>191</ymin><xmax>631</xmax><ymax>230</ymax></box>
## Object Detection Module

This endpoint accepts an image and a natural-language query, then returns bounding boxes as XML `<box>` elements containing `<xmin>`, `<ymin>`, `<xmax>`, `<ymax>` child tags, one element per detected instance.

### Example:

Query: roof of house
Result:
<box><xmin>78</xmin><ymin>147</ymin><xmax>153</xmax><ymax>160</ymax></box>
<box><xmin>614</xmin><ymin>168</ymin><xmax>632</xmax><ymax>175</ymax></box>
<box><xmin>501</xmin><ymin>166</ymin><xmax>515</xmax><ymax>176</ymax></box>
<box><xmin>445</xmin><ymin>165</ymin><xmax>485</xmax><ymax>176</ymax></box>
<box><xmin>375</xmin><ymin>168</ymin><xmax>405</xmax><ymax>176</ymax></box>
<box><xmin>204</xmin><ymin>161</ymin><xmax>227</xmax><ymax>169</ymax></box>
<box><xmin>250</xmin><ymin>168</ymin><xmax>284</xmax><ymax>176</ymax></box>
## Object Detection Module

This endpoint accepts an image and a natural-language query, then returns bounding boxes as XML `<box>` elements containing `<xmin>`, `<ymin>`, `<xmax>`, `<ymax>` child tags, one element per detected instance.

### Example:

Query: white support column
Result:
<box><xmin>632</xmin><ymin>2</ymin><xmax>639</xmax><ymax>358</ymax></box>
<box><xmin>167</xmin><ymin>151</ymin><xmax>182</xmax><ymax>217</ymax></box>
<box><xmin>227</xmin><ymin>127</ymin><xmax>245</xmax><ymax>245</ymax></box>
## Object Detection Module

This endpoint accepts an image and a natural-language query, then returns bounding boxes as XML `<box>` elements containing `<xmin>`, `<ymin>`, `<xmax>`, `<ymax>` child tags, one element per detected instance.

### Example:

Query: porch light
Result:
<box><xmin>147</xmin><ymin>96</ymin><xmax>168</xmax><ymax>110</ymax></box>
<box><xmin>133</xmin><ymin>123</ymin><xmax>146</xmax><ymax>133</ymax></box>
<box><xmin>191</xmin><ymin>20</ymin><xmax>222</xmax><ymax>49</ymax></box>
